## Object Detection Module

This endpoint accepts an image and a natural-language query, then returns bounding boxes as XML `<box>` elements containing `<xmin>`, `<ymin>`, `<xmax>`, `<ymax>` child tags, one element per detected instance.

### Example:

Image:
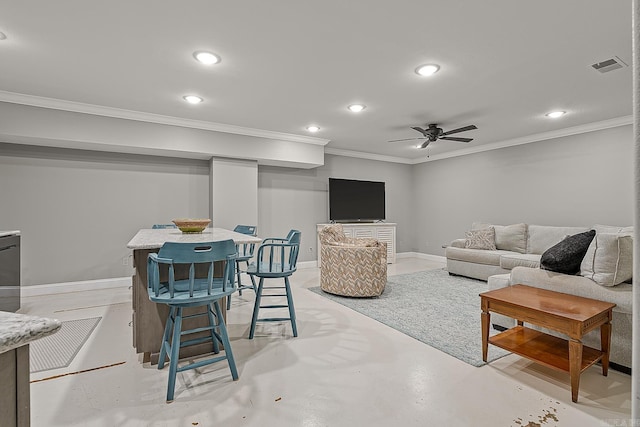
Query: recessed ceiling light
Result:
<box><xmin>348</xmin><ymin>104</ymin><xmax>366</xmax><ymax>113</ymax></box>
<box><xmin>545</xmin><ymin>111</ymin><xmax>566</xmax><ymax>119</ymax></box>
<box><xmin>0</xmin><ymin>32</ymin><xmax>6</xmax><ymax>40</ymax></box>
<box><xmin>306</xmin><ymin>125</ymin><xmax>320</xmax><ymax>132</ymax></box>
<box><xmin>193</xmin><ymin>51</ymin><xmax>221</xmax><ymax>65</ymax></box>
<box><xmin>183</xmin><ymin>95</ymin><xmax>203</xmax><ymax>104</ymax></box>
<box><xmin>415</xmin><ymin>64</ymin><xmax>440</xmax><ymax>76</ymax></box>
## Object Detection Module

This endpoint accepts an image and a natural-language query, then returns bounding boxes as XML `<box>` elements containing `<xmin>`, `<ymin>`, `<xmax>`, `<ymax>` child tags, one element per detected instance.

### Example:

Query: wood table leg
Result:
<box><xmin>568</xmin><ymin>339</ymin><xmax>583</xmax><ymax>403</ymax></box>
<box><xmin>481</xmin><ymin>299</ymin><xmax>490</xmax><ymax>362</ymax></box>
<box><xmin>601</xmin><ymin>320</ymin><xmax>612</xmax><ymax>376</ymax></box>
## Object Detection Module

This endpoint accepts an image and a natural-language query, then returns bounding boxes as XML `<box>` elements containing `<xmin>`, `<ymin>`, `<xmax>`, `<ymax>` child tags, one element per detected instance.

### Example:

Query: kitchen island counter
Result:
<box><xmin>127</xmin><ymin>227</ymin><xmax>261</xmax><ymax>363</ymax></box>
<box><xmin>0</xmin><ymin>312</ymin><xmax>60</xmax><ymax>427</ymax></box>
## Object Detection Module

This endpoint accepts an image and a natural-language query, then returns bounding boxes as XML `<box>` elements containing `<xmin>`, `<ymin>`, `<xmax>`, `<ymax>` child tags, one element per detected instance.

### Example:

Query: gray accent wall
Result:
<box><xmin>258</xmin><ymin>154</ymin><xmax>414</xmax><ymax>262</ymax></box>
<box><xmin>413</xmin><ymin>124</ymin><xmax>634</xmax><ymax>256</ymax></box>
<box><xmin>0</xmin><ymin>143</ymin><xmax>210</xmax><ymax>285</ymax></box>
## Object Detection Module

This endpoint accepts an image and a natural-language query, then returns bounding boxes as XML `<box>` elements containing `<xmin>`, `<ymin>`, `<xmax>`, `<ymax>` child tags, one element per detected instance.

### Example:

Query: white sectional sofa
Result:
<box><xmin>446</xmin><ymin>222</ymin><xmax>633</xmax><ymax>370</ymax></box>
<box><xmin>446</xmin><ymin>223</ymin><xmax>589</xmax><ymax>281</ymax></box>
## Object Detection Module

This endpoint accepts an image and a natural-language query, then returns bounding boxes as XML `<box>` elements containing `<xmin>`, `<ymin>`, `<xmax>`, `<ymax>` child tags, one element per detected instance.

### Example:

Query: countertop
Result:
<box><xmin>127</xmin><ymin>227</ymin><xmax>262</xmax><ymax>250</ymax></box>
<box><xmin>0</xmin><ymin>230</ymin><xmax>20</xmax><ymax>238</ymax></box>
<box><xmin>0</xmin><ymin>312</ymin><xmax>61</xmax><ymax>354</ymax></box>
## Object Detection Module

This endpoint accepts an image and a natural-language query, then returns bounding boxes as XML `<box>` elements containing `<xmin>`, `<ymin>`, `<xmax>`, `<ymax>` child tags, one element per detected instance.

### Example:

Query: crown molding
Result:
<box><xmin>411</xmin><ymin>115</ymin><xmax>633</xmax><ymax>164</ymax></box>
<box><xmin>328</xmin><ymin>115</ymin><xmax>633</xmax><ymax>164</ymax></box>
<box><xmin>324</xmin><ymin>147</ymin><xmax>414</xmax><ymax>164</ymax></box>
<box><xmin>326</xmin><ymin>115</ymin><xmax>632</xmax><ymax>165</ymax></box>
<box><xmin>0</xmin><ymin>90</ymin><xmax>330</xmax><ymax>146</ymax></box>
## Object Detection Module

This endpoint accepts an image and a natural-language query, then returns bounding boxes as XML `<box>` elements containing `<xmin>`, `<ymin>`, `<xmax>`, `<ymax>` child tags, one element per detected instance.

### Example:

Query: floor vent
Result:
<box><xmin>591</xmin><ymin>56</ymin><xmax>627</xmax><ymax>73</ymax></box>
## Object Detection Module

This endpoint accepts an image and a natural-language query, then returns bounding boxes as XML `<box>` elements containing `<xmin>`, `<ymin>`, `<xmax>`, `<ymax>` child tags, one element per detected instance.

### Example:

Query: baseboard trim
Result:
<box><xmin>297</xmin><ymin>260</ymin><xmax>318</xmax><ymax>269</ymax></box>
<box><xmin>396</xmin><ymin>252</ymin><xmax>446</xmax><ymax>263</ymax></box>
<box><xmin>21</xmin><ymin>276</ymin><xmax>131</xmax><ymax>297</ymax></box>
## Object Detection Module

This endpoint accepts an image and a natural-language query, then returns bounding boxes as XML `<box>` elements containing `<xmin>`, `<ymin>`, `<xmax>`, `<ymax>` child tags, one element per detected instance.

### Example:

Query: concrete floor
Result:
<box><xmin>22</xmin><ymin>257</ymin><xmax>631</xmax><ymax>426</ymax></box>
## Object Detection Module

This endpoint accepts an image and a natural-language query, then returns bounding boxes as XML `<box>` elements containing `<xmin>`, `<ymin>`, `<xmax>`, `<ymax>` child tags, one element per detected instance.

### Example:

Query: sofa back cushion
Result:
<box><xmin>592</xmin><ymin>224</ymin><xmax>633</xmax><ymax>236</ymax></box>
<box><xmin>580</xmin><ymin>233</ymin><xmax>633</xmax><ymax>287</ymax></box>
<box><xmin>472</xmin><ymin>222</ymin><xmax>527</xmax><ymax>253</ymax></box>
<box><xmin>527</xmin><ymin>225</ymin><xmax>589</xmax><ymax>254</ymax></box>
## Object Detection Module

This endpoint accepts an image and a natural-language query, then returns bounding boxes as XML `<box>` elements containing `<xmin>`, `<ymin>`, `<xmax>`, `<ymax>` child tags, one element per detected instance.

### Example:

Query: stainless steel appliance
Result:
<box><xmin>0</xmin><ymin>234</ymin><xmax>20</xmax><ymax>312</ymax></box>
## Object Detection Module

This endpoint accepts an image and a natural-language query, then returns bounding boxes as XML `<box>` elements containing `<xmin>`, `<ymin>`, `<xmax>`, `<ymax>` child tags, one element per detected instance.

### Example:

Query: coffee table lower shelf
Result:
<box><xmin>490</xmin><ymin>326</ymin><xmax>604</xmax><ymax>373</ymax></box>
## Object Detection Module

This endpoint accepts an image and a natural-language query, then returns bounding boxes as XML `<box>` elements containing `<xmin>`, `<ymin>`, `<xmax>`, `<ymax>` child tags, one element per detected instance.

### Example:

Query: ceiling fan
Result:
<box><xmin>389</xmin><ymin>123</ymin><xmax>478</xmax><ymax>148</ymax></box>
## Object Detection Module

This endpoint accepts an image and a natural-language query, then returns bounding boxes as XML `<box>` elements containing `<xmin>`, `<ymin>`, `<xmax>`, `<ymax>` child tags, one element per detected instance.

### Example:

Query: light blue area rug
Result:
<box><xmin>30</xmin><ymin>317</ymin><xmax>101</xmax><ymax>373</ymax></box>
<box><xmin>309</xmin><ymin>269</ymin><xmax>510</xmax><ymax>367</ymax></box>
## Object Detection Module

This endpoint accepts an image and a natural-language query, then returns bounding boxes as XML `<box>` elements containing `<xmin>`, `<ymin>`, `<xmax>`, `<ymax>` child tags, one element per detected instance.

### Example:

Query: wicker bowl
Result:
<box><xmin>172</xmin><ymin>218</ymin><xmax>211</xmax><ymax>233</ymax></box>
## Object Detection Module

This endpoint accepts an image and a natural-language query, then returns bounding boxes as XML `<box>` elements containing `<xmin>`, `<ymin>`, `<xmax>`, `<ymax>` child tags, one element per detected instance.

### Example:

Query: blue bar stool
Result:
<box><xmin>147</xmin><ymin>240</ymin><xmax>238</xmax><ymax>402</ymax></box>
<box><xmin>227</xmin><ymin>225</ymin><xmax>258</xmax><ymax>310</ymax></box>
<box><xmin>247</xmin><ymin>230</ymin><xmax>301</xmax><ymax>338</ymax></box>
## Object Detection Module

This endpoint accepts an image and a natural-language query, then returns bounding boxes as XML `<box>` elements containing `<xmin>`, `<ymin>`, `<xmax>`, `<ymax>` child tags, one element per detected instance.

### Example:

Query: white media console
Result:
<box><xmin>316</xmin><ymin>223</ymin><xmax>396</xmax><ymax>267</ymax></box>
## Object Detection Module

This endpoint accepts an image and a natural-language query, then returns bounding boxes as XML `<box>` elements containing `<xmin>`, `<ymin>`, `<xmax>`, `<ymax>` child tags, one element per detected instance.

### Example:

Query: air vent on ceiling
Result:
<box><xmin>591</xmin><ymin>56</ymin><xmax>628</xmax><ymax>73</ymax></box>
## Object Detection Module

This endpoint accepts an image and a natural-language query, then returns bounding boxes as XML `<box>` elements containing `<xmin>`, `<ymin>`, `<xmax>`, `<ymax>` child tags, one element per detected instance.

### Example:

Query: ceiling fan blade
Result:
<box><xmin>440</xmin><ymin>136</ymin><xmax>473</xmax><ymax>143</ymax></box>
<box><xmin>420</xmin><ymin>140</ymin><xmax>431</xmax><ymax>149</ymax></box>
<box><xmin>411</xmin><ymin>126</ymin><xmax>429</xmax><ymax>136</ymax></box>
<box><xmin>388</xmin><ymin>137</ymin><xmax>424</xmax><ymax>143</ymax></box>
<box><xmin>441</xmin><ymin>125</ymin><xmax>477</xmax><ymax>136</ymax></box>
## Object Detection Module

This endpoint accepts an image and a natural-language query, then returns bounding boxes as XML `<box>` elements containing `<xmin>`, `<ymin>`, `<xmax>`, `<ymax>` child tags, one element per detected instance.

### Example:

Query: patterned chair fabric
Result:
<box><xmin>319</xmin><ymin>224</ymin><xmax>387</xmax><ymax>297</ymax></box>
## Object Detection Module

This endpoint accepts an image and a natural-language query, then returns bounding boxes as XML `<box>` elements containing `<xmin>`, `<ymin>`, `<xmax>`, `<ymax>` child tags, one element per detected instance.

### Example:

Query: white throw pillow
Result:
<box><xmin>464</xmin><ymin>227</ymin><xmax>497</xmax><ymax>250</ymax></box>
<box><xmin>580</xmin><ymin>233</ymin><xmax>633</xmax><ymax>286</ymax></box>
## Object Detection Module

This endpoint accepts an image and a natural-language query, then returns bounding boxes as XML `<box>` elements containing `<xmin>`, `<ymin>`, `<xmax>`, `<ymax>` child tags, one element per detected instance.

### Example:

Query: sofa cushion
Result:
<box><xmin>580</xmin><ymin>233</ymin><xmax>633</xmax><ymax>286</ymax></box>
<box><xmin>527</xmin><ymin>225</ymin><xmax>590</xmax><ymax>254</ymax></box>
<box><xmin>540</xmin><ymin>230</ymin><xmax>595</xmax><ymax>274</ymax></box>
<box><xmin>592</xmin><ymin>224</ymin><xmax>633</xmax><ymax>235</ymax></box>
<box><xmin>499</xmin><ymin>253</ymin><xmax>541</xmax><ymax>270</ymax></box>
<box><xmin>464</xmin><ymin>227</ymin><xmax>496</xmax><ymax>250</ymax></box>
<box><xmin>509</xmin><ymin>266</ymin><xmax>632</xmax><ymax>315</ymax></box>
<box><xmin>330</xmin><ymin>240</ymin><xmax>378</xmax><ymax>248</ymax></box>
<box><xmin>472</xmin><ymin>222</ymin><xmax>527</xmax><ymax>254</ymax></box>
<box><xmin>446</xmin><ymin>247</ymin><xmax>515</xmax><ymax>266</ymax></box>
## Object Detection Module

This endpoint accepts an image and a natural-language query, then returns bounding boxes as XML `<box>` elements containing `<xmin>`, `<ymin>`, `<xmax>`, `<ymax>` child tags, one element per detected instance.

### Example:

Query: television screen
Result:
<box><xmin>329</xmin><ymin>178</ymin><xmax>385</xmax><ymax>221</ymax></box>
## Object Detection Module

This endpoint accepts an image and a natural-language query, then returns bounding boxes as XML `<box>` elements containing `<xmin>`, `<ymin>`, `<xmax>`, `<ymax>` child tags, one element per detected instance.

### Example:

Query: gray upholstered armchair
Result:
<box><xmin>318</xmin><ymin>224</ymin><xmax>387</xmax><ymax>297</ymax></box>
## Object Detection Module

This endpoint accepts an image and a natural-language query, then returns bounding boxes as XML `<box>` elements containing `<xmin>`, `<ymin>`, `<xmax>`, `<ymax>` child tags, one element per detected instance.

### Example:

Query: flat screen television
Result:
<box><xmin>329</xmin><ymin>178</ymin><xmax>385</xmax><ymax>222</ymax></box>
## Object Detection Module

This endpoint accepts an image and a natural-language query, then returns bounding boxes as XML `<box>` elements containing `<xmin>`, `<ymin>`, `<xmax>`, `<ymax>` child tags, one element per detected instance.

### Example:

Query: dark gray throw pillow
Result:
<box><xmin>540</xmin><ymin>230</ymin><xmax>596</xmax><ymax>275</ymax></box>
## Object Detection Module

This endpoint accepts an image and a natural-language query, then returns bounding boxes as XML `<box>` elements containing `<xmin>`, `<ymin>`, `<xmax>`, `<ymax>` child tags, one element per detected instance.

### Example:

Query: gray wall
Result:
<box><xmin>1</xmin><ymin>123</ymin><xmax>633</xmax><ymax>285</ymax></box>
<box><xmin>0</xmin><ymin>143</ymin><xmax>210</xmax><ymax>285</ymax></box>
<box><xmin>258</xmin><ymin>154</ymin><xmax>414</xmax><ymax>262</ymax></box>
<box><xmin>413</xmin><ymin>125</ymin><xmax>634</xmax><ymax>256</ymax></box>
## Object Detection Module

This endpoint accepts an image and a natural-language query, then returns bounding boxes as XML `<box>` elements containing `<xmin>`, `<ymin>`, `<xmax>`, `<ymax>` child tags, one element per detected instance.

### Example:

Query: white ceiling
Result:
<box><xmin>0</xmin><ymin>1</ymin><xmax>633</xmax><ymax>161</ymax></box>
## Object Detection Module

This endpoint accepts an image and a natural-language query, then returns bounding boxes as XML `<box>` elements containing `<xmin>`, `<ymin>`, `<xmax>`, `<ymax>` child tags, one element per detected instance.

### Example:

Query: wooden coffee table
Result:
<box><xmin>480</xmin><ymin>284</ymin><xmax>615</xmax><ymax>403</ymax></box>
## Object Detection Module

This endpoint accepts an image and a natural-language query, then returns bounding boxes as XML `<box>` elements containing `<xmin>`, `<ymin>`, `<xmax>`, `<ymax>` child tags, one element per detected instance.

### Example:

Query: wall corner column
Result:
<box><xmin>210</xmin><ymin>157</ymin><xmax>258</xmax><ymax>230</ymax></box>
